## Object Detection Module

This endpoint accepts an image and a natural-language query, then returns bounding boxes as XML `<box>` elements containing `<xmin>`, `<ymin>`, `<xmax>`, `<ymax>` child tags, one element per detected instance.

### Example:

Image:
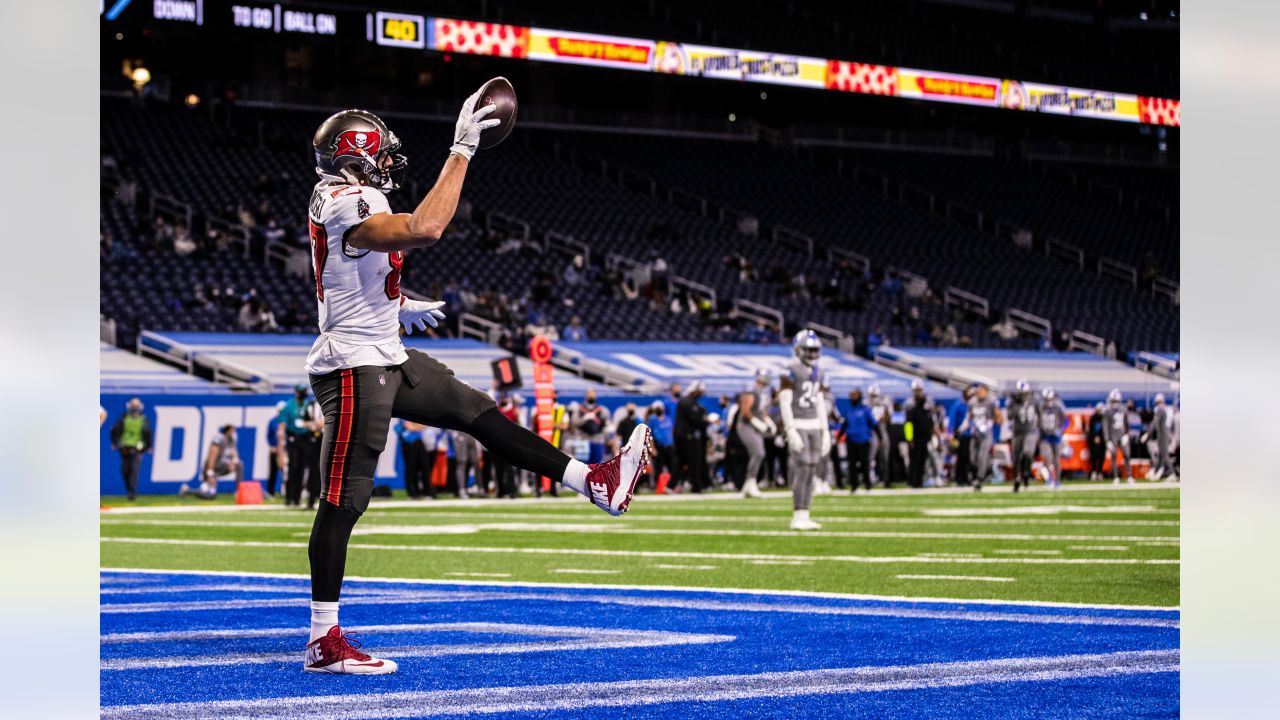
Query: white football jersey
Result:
<box><xmin>303</xmin><ymin>179</ymin><xmax>408</xmax><ymax>374</ymax></box>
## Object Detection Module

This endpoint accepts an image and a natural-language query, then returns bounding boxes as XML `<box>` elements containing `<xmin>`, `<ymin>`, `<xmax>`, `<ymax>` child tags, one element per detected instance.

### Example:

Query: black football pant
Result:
<box><xmin>308</xmin><ymin>349</ymin><xmax>572</xmax><ymax>602</ymax></box>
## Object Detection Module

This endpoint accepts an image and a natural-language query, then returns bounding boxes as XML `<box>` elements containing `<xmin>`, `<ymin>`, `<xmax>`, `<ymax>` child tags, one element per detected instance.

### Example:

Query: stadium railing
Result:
<box><xmin>1008</xmin><ymin>308</ymin><xmax>1053</xmax><ymax>341</ymax></box>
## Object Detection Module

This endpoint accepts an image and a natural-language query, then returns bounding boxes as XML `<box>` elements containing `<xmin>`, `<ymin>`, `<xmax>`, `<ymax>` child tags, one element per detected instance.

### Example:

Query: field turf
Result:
<box><xmin>100</xmin><ymin>483</ymin><xmax>1179</xmax><ymax>718</ymax></box>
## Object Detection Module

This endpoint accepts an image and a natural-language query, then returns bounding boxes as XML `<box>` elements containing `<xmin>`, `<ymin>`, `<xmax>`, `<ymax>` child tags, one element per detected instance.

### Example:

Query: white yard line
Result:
<box><xmin>896</xmin><ymin>575</ymin><xmax>1015</xmax><ymax>583</ymax></box>
<box><xmin>444</xmin><ymin>572</ymin><xmax>512</xmax><ymax>578</ymax></box>
<box><xmin>748</xmin><ymin>559</ymin><xmax>813</xmax><ymax>566</ymax></box>
<box><xmin>102</xmin><ymin>518</ymin><xmax>1177</xmax><ymax>543</ymax></box>
<box><xmin>100</xmin><ymin>513</ymin><xmax>1180</xmax><ymax>528</ymax></box>
<box><xmin>98</xmin><ymin>482</ymin><xmax>1181</xmax><ymax>515</ymax></box>
<box><xmin>100</xmin><ymin>624</ymin><xmax>732</xmax><ymax>671</ymax></box>
<box><xmin>652</xmin><ymin>564</ymin><xmax>718</xmax><ymax>570</ymax></box>
<box><xmin>100</xmin><ymin>649</ymin><xmax>1179</xmax><ymax>719</ymax></box>
<box><xmin>102</xmin><ymin>537</ymin><xmax>1181</xmax><ymax>566</ymax></box>
<box><xmin>1067</xmin><ymin>546</ymin><xmax>1131</xmax><ymax>551</ymax></box>
<box><xmin>992</xmin><ymin>549</ymin><xmax>1063</xmax><ymax>556</ymax></box>
<box><xmin>98</xmin><ymin>585</ymin><xmax>1179</xmax><ymax>629</ymax></box>
<box><xmin>552</xmin><ymin>568</ymin><xmax>622</xmax><ymax>575</ymax></box>
<box><xmin>100</xmin><ymin>567</ymin><xmax>1181</xmax><ymax>611</ymax></box>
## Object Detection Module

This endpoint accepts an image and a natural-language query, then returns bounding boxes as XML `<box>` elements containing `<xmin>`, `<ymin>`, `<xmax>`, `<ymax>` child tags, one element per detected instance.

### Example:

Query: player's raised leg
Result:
<box><xmin>391</xmin><ymin>349</ymin><xmax>650</xmax><ymax>517</ymax></box>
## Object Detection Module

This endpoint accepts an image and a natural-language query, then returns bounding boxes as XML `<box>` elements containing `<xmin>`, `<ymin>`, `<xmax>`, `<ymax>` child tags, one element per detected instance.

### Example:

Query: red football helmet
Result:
<box><xmin>312</xmin><ymin>109</ymin><xmax>407</xmax><ymax>192</ymax></box>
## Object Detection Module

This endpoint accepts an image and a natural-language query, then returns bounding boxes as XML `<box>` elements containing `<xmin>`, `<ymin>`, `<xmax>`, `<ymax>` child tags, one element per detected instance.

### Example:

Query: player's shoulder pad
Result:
<box><xmin>321</xmin><ymin>184</ymin><xmax>390</xmax><ymax>225</ymax></box>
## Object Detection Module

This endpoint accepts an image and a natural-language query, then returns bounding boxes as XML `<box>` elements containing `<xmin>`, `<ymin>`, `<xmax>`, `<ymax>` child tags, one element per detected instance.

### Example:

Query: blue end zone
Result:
<box><xmin>100</xmin><ymin>571</ymin><xmax>1178</xmax><ymax>718</ymax></box>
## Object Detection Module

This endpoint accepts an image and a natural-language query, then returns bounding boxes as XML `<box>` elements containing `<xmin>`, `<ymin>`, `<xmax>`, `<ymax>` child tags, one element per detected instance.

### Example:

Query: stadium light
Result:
<box><xmin>130</xmin><ymin>66</ymin><xmax>151</xmax><ymax>88</ymax></box>
<box><xmin>184</xmin><ymin>93</ymin><xmax>200</xmax><ymax>107</ymax></box>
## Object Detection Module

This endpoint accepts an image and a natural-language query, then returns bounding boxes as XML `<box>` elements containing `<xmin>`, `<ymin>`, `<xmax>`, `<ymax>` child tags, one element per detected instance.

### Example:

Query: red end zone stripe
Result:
<box><xmin>326</xmin><ymin>370</ymin><xmax>355</xmax><ymax>505</ymax></box>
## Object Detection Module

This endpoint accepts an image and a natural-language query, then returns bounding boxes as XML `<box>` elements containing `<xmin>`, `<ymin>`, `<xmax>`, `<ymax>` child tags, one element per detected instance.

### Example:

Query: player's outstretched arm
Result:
<box><xmin>348</xmin><ymin>88</ymin><xmax>499</xmax><ymax>253</ymax></box>
<box><xmin>347</xmin><ymin>152</ymin><xmax>469</xmax><ymax>253</ymax></box>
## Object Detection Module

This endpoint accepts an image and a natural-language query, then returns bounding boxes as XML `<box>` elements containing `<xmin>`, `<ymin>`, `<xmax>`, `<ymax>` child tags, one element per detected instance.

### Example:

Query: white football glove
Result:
<box><xmin>400</xmin><ymin>298</ymin><xmax>447</xmax><ymax>334</ymax></box>
<box><xmin>786</xmin><ymin>428</ymin><xmax>805</xmax><ymax>454</ymax></box>
<box><xmin>449</xmin><ymin>87</ymin><xmax>501</xmax><ymax>161</ymax></box>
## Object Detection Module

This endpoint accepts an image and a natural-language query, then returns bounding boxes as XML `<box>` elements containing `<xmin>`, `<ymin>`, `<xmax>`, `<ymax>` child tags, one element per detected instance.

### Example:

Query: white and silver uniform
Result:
<box><xmin>304</xmin><ymin>180</ymin><xmax>407</xmax><ymax>375</ymax></box>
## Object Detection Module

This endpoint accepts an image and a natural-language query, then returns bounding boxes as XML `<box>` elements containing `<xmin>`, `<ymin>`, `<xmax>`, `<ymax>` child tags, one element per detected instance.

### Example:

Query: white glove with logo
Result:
<box><xmin>786</xmin><ymin>428</ymin><xmax>805</xmax><ymax>454</ymax></box>
<box><xmin>449</xmin><ymin>88</ymin><xmax>501</xmax><ymax>161</ymax></box>
<box><xmin>400</xmin><ymin>298</ymin><xmax>447</xmax><ymax>335</ymax></box>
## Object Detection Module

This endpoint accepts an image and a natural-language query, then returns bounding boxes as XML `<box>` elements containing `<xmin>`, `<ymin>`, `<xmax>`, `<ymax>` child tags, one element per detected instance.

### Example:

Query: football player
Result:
<box><xmin>966</xmin><ymin>384</ymin><xmax>1002</xmax><ymax>491</ymax></box>
<box><xmin>300</xmin><ymin>86</ymin><xmax>651</xmax><ymax>674</ymax></box>
<box><xmin>866</xmin><ymin>383</ymin><xmax>892</xmax><ymax>487</ymax></box>
<box><xmin>1149</xmin><ymin>393</ymin><xmax>1179</xmax><ymax>481</ymax></box>
<box><xmin>1103</xmin><ymin>388</ymin><xmax>1132</xmax><ymax>483</ymax></box>
<box><xmin>779</xmin><ymin>330</ymin><xmax>832</xmax><ymax>530</ymax></box>
<box><xmin>1037</xmin><ymin>387</ymin><xmax>1069</xmax><ymax>489</ymax></box>
<box><xmin>1006</xmin><ymin>379</ymin><xmax>1039</xmax><ymax>493</ymax></box>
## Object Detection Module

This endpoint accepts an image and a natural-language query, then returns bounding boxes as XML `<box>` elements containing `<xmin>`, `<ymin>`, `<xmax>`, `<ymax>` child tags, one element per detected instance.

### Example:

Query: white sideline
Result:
<box><xmin>99</xmin><ymin>649</ymin><xmax>1179</xmax><ymax>719</ymax></box>
<box><xmin>100</xmin><ymin>567</ymin><xmax>1181</xmax><ymax>611</ymax></box>
<box><xmin>101</xmin><ymin>536</ymin><xmax>1181</xmax><ymax>565</ymax></box>
<box><xmin>102</xmin><ymin>517</ymin><xmax>1178</xmax><ymax>543</ymax></box>
<box><xmin>98</xmin><ymin>482</ymin><xmax>1180</xmax><ymax>515</ymax></box>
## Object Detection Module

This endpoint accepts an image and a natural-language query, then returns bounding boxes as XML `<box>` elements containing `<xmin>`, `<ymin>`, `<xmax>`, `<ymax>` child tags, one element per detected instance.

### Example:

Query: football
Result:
<box><xmin>475</xmin><ymin>76</ymin><xmax>517</xmax><ymax>149</ymax></box>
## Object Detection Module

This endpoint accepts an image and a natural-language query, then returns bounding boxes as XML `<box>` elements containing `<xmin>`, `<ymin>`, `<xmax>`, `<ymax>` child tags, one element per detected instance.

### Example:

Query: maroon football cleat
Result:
<box><xmin>304</xmin><ymin>625</ymin><xmax>397</xmax><ymax>674</ymax></box>
<box><xmin>585</xmin><ymin>424</ymin><xmax>651</xmax><ymax>516</ymax></box>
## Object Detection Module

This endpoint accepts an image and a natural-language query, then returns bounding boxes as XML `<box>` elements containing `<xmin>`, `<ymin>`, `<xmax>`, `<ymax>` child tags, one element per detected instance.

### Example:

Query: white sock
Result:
<box><xmin>794</xmin><ymin>509</ymin><xmax>809</xmax><ymax>522</ymax></box>
<box><xmin>310</xmin><ymin>601</ymin><xmax>339</xmax><ymax>642</ymax></box>
<box><xmin>561</xmin><ymin>459</ymin><xmax>589</xmax><ymax>496</ymax></box>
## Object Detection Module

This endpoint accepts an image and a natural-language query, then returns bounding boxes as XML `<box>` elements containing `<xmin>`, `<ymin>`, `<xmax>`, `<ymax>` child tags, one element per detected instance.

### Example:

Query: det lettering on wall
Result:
<box><xmin>102</xmin><ymin>394</ymin><xmax>397</xmax><ymax>494</ymax></box>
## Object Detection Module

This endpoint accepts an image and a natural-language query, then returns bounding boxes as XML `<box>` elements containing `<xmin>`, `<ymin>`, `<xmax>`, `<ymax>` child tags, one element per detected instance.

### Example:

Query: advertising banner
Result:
<box><xmin>653</xmin><ymin>42</ymin><xmax>826</xmax><ymax>87</ymax></box>
<box><xmin>825</xmin><ymin>61</ymin><xmax>899</xmax><ymax>96</ymax></box>
<box><xmin>528</xmin><ymin>28</ymin><xmax>655</xmax><ymax>70</ymax></box>
<box><xmin>431</xmin><ymin>17</ymin><xmax>528</xmax><ymax>58</ymax></box>
<box><xmin>1003</xmin><ymin>81</ymin><xmax>1140</xmax><ymax>122</ymax></box>
<box><xmin>897</xmin><ymin>68</ymin><xmax>1001</xmax><ymax>107</ymax></box>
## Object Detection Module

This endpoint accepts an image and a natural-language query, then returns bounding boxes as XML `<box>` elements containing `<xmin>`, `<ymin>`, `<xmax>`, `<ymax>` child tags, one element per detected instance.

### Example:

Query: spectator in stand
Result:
<box><xmin>990</xmin><ymin>314</ymin><xmax>1019</xmax><ymax>340</ymax></box>
<box><xmin>238</xmin><ymin>296</ymin><xmax>278</xmax><ymax>332</ymax></box>
<box><xmin>574</xmin><ymin>389</ymin><xmax>610</xmax><ymax>465</ymax></box>
<box><xmin>109</xmin><ymin>398</ymin><xmax>152</xmax><ymax>500</ymax></box>
<box><xmin>563</xmin><ymin>315</ymin><xmax>589</xmax><ymax>342</ymax></box>
<box><xmin>172</xmin><ymin>222</ymin><xmax>197</xmax><ymax>256</ymax></box>
<box><xmin>563</xmin><ymin>255</ymin><xmax>587</xmax><ymax>286</ymax></box>
<box><xmin>865</xmin><ymin>328</ymin><xmax>886</xmax><ymax>358</ymax></box>
<box><xmin>397</xmin><ymin>420</ymin><xmax>432</xmax><ymax>499</ymax></box>
<box><xmin>524</xmin><ymin>310</ymin><xmax>559</xmax><ymax>341</ymax></box>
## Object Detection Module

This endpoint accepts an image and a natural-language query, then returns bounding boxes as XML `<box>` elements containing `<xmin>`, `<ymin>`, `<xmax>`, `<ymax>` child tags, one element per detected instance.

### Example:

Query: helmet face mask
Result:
<box><xmin>792</xmin><ymin>330</ymin><xmax>822</xmax><ymax>366</ymax></box>
<box><xmin>313</xmin><ymin>109</ymin><xmax>408</xmax><ymax>193</ymax></box>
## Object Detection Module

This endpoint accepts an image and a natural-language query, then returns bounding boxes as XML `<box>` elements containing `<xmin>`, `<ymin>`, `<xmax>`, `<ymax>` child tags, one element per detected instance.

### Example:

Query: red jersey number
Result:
<box><xmin>385</xmin><ymin>251</ymin><xmax>403</xmax><ymax>300</ymax></box>
<box><xmin>308</xmin><ymin>220</ymin><xmax>329</xmax><ymax>301</ymax></box>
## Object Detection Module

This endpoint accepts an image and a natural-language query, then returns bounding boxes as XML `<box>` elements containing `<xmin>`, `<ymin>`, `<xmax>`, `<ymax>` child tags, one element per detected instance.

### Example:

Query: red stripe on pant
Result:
<box><xmin>326</xmin><ymin>369</ymin><xmax>355</xmax><ymax>505</ymax></box>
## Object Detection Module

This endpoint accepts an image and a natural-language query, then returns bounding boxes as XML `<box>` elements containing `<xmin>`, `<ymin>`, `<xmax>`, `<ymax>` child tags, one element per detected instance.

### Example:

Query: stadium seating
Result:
<box><xmin>100</xmin><ymin>98</ymin><xmax>1175</xmax><ymax>352</ymax></box>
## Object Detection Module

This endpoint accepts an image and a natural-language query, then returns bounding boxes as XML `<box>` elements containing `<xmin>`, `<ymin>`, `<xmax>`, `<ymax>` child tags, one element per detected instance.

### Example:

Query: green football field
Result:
<box><xmin>100</xmin><ymin>484</ymin><xmax>1179</xmax><ymax>607</ymax></box>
